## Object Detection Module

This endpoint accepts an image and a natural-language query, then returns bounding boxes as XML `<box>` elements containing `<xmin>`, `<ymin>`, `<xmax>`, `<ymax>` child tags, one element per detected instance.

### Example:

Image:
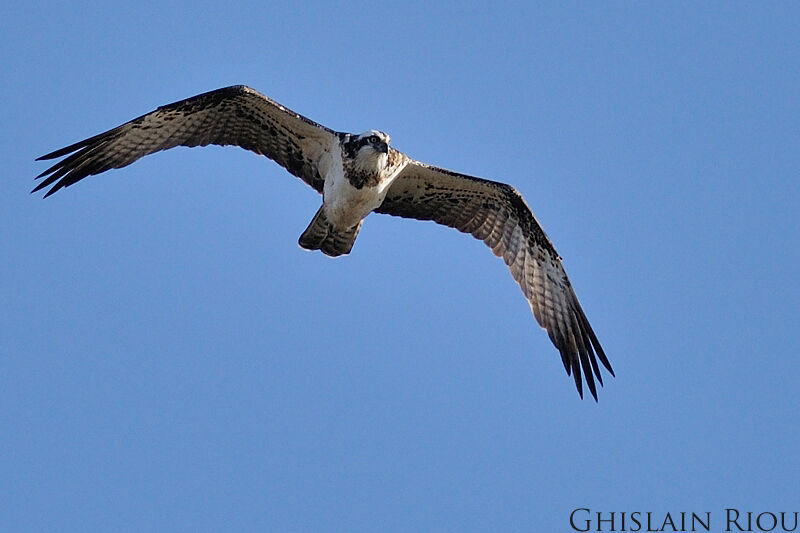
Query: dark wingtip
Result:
<box><xmin>584</xmin><ymin>373</ymin><xmax>598</xmax><ymax>401</ymax></box>
<box><xmin>32</xmin><ymin>172</ymin><xmax>57</xmax><ymax>192</ymax></box>
<box><xmin>42</xmin><ymin>185</ymin><xmax>61</xmax><ymax>198</ymax></box>
<box><xmin>36</xmin><ymin>138</ymin><xmax>93</xmax><ymax>161</ymax></box>
<box><xmin>587</xmin><ymin>366</ymin><xmax>599</xmax><ymax>401</ymax></box>
<box><xmin>36</xmin><ymin>148</ymin><xmax>70</xmax><ymax>161</ymax></box>
<box><xmin>571</xmin><ymin>360</ymin><xmax>583</xmax><ymax>398</ymax></box>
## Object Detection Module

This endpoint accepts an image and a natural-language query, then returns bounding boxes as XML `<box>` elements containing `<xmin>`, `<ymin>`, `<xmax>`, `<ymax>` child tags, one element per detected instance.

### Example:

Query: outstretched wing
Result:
<box><xmin>376</xmin><ymin>159</ymin><xmax>614</xmax><ymax>400</ymax></box>
<box><xmin>34</xmin><ymin>85</ymin><xmax>339</xmax><ymax>197</ymax></box>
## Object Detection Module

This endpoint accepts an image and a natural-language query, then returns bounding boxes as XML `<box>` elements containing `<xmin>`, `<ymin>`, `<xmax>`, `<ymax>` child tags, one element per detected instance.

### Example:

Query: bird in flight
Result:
<box><xmin>34</xmin><ymin>85</ymin><xmax>614</xmax><ymax>400</ymax></box>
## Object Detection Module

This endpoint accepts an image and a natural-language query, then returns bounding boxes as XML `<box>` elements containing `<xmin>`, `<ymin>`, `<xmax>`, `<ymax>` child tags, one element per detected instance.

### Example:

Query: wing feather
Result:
<box><xmin>34</xmin><ymin>85</ymin><xmax>339</xmax><ymax>197</ymax></box>
<box><xmin>376</xmin><ymin>160</ymin><xmax>614</xmax><ymax>400</ymax></box>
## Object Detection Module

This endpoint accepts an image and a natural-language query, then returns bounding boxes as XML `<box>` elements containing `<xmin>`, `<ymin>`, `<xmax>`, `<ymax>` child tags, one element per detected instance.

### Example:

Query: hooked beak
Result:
<box><xmin>377</xmin><ymin>142</ymin><xmax>388</xmax><ymax>154</ymax></box>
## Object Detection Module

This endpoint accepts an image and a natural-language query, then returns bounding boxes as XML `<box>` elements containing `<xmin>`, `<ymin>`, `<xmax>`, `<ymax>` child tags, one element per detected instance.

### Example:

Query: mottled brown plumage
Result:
<box><xmin>34</xmin><ymin>86</ymin><xmax>335</xmax><ymax>196</ymax></box>
<box><xmin>34</xmin><ymin>85</ymin><xmax>614</xmax><ymax>400</ymax></box>
<box><xmin>378</xmin><ymin>162</ymin><xmax>613</xmax><ymax>399</ymax></box>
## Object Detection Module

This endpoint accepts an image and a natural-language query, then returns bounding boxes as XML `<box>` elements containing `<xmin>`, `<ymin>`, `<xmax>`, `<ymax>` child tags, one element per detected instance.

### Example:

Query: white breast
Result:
<box><xmin>321</xmin><ymin>147</ymin><xmax>400</xmax><ymax>229</ymax></box>
<box><xmin>323</xmin><ymin>170</ymin><xmax>380</xmax><ymax>228</ymax></box>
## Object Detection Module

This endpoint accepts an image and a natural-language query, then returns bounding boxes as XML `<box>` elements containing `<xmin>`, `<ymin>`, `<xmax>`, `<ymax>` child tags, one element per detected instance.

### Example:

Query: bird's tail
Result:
<box><xmin>298</xmin><ymin>206</ymin><xmax>362</xmax><ymax>257</ymax></box>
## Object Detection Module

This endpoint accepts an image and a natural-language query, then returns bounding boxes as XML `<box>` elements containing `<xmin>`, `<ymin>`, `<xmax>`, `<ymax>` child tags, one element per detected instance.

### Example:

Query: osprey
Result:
<box><xmin>34</xmin><ymin>85</ymin><xmax>614</xmax><ymax>400</ymax></box>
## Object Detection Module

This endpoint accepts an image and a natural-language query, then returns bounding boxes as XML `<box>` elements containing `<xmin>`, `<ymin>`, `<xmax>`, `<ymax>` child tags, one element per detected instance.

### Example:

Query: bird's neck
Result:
<box><xmin>344</xmin><ymin>153</ymin><xmax>386</xmax><ymax>190</ymax></box>
<box><xmin>355</xmin><ymin>150</ymin><xmax>388</xmax><ymax>172</ymax></box>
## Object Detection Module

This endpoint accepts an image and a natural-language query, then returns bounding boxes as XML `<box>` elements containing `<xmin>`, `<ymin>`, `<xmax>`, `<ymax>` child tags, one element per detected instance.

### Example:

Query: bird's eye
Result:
<box><xmin>369</xmin><ymin>136</ymin><xmax>379</xmax><ymax>144</ymax></box>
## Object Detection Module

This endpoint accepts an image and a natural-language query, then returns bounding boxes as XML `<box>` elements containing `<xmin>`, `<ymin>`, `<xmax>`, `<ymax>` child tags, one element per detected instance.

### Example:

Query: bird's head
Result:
<box><xmin>356</xmin><ymin>130</ymin><xmax>390</xmax><ymax>155</ymax></box>
<box><xmin>346</xmin><ymin>130</ymin><xmax>390</xmax><ymax>171</ymax></box>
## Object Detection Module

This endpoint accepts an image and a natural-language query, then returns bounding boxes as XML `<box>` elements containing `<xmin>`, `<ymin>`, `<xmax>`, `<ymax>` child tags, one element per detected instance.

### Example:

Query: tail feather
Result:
<box><xmin>298</xmin><ymin>207</ymin><xmax>362</xmax><ymax>257</ymax></box>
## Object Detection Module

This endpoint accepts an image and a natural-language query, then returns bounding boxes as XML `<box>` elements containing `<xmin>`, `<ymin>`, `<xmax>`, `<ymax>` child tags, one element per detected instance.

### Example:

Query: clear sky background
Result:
<box><xmin>2</xmin><ymin>2</ymin><xmax>799</xmax><ymax>531</ymax></box>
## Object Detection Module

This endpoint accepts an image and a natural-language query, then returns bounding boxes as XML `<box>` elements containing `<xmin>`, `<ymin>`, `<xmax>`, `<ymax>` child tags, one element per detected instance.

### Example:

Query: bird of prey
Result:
<box><xmin>34</xmin><ymin>85</ymin><xmax>614</xmax><ymax>400</ymax></box>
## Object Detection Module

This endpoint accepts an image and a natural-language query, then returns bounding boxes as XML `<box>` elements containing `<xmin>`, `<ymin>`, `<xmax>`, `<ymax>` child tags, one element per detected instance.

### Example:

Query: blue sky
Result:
<box><xmin>2</xmin><ymin>2</ymin><xmax>799</xmax><ymax>531</ymax></box>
